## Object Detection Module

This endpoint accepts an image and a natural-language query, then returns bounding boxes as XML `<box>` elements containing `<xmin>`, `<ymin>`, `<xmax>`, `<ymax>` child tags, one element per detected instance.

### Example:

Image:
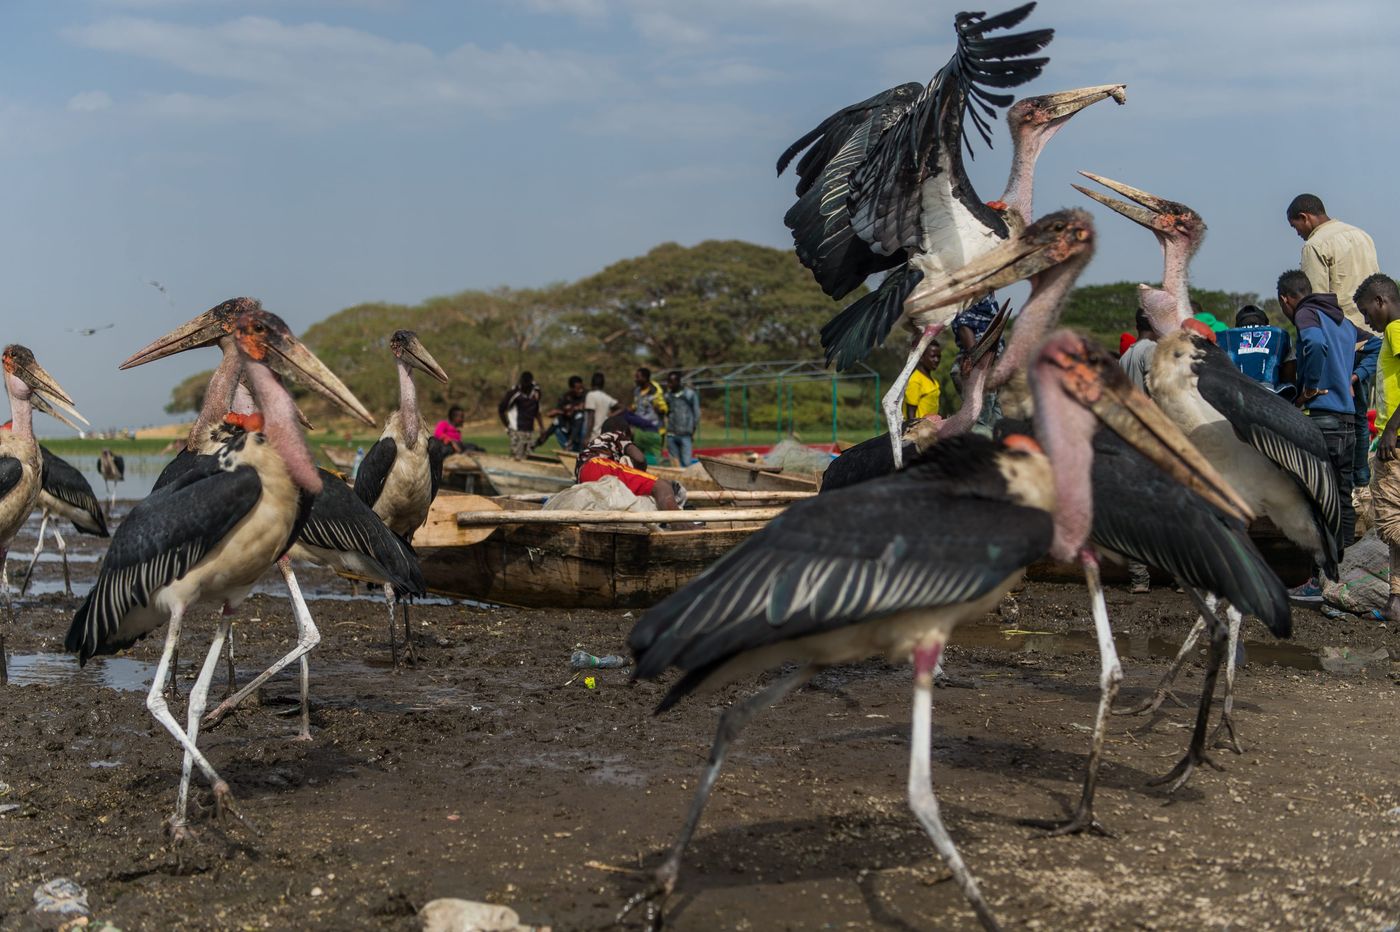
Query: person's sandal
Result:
<box><xmin>1129</xmin><ymin>584</ymin><xmax>1150</xmax><ymax>594</ymax></box>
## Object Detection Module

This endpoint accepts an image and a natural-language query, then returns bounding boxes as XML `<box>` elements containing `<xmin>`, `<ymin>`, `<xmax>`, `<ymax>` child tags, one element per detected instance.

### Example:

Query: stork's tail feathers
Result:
<box><xmin>820</xmin><ymin>265</ymin><xmax>923</xmax><ymax>371</ymax></box>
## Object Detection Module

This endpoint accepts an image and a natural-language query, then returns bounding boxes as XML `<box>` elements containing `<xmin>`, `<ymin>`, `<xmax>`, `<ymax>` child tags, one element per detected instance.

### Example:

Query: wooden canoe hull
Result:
<box><xmin>441</xmin><ymin>453</ymin><xmax>574</xmax><ymax>496</ymax></box>
<box><xmin>698</xmin><ymin>454</ymin><xmax>819</xmax><ymax>493</ymax></box>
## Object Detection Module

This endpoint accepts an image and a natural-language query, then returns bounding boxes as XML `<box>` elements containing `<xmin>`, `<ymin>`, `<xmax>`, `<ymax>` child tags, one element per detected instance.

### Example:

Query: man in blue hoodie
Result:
<box><xmin>1278</xmin><ymin>270</ymin><xmax>1358</xmax><ymax>572</ymax></box>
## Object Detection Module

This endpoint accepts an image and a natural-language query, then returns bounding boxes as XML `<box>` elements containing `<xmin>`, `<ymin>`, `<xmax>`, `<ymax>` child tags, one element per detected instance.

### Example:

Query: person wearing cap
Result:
<box><xmin>1223</xmin><ymin>305</ymin><xmax>1292</xmax><ymax>391</ymax></box>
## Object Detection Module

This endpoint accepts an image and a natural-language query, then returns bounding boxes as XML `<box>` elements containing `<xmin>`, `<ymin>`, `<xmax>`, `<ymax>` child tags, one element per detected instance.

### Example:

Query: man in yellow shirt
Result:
<box><xmin>1356</xmin><ymin>273</ymin><xmax>1400</xmax><ymax>621</ymax></box>
<box><xmin>1287</xmin><ymin>193</ymin><xmax>1380</xmax><ymax>332</ymax></box>
<box><xmin>903</xmin><ymin>337</ymin><xmax>941</xmax><ymax>421</ymax></box>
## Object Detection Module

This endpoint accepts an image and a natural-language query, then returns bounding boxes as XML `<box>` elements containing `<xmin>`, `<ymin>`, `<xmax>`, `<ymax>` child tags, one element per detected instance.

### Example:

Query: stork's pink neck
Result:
<box><xmin>397</xmin><ymin>360</ymin><xmax>420</xmax><ymax>447</ymax></box>
<box><xmin>990</xmin><ymin>253</ymin><xmax>1088</xmax><ymax>389</ymax></box>
<box><xmin>1000</xmin><ymin>126</ymin><xmax>1054</xmax><ymax>227</ymax></box>
<box><xmin>1031</xmin><ymin>373</ymin><xmax>1097</xmax><ymax>562</ymax></box>
<box><xmin>246</xmin><ymin>361</ymin><xmax>322</xmax><ymax>495</ymax></box>
<box><xmin>935</xmin><ymin>360</ymin><xmax>991</xmax><ymax>440</ymax></box>
<box><xmin>4</xmin><ymin>374</ymin><xmax>33</xmax><ymax>443</ymax></box>
<box><xmin>191</xmin><ymin>341</ymin><xmax>242</xmax><ymax>451</ymax></box>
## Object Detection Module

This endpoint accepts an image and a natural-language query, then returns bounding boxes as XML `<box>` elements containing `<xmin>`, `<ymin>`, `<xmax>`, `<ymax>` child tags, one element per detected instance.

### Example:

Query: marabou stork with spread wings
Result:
<box><xmin>618</xmin><ymin>225</ymin><xmax>1242</xmax><ymax>931</ymax></box>
<box><xmin>0</xmin><ymin>347</ymin><xmax>87</xmax><ymax>682</ymax></box>
<box><xmin>18</xmin><ymin>445</ymin><xmax>109</xmax><ymax>598</ymax></box>
<box><xmin>65</xmin><ymin>307</ymin><xmax>374</xmax><ymax>838</ymax></box>
<box><xmin>777</xmin><ymin>1</ymin><xmax>1124</xmax><ymax>466</ymax></box>
<box><xmin>1076</xmin><ymin>174</ymin><xmax>1335</xmax><ymax>759</ymax></box>
<box><xmin>353</xmin><ymin>330</ymin><xmax>449</xmax><ymax>667</ymax></box>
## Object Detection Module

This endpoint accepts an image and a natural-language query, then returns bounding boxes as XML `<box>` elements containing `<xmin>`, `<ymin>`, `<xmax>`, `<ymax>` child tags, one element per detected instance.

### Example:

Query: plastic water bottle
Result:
<box><xmin>570</xmin><ymin>650</ymin><xmax>629</xmax><ymax>669</ymax></box>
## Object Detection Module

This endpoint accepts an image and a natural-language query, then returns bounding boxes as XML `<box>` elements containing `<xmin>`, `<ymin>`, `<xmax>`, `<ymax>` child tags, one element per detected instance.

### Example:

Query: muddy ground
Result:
<box><xmin>0</xmin><ymin>508</ymin><xmax>1397</xmax><ymax>931</ymax></box>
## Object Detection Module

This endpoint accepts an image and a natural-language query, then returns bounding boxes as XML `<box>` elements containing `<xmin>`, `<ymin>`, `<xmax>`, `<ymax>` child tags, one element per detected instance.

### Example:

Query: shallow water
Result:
<box><xmin>7</xmin><ymin>653</ymin><xmax>153</xmax><ymax>691</ymax></box>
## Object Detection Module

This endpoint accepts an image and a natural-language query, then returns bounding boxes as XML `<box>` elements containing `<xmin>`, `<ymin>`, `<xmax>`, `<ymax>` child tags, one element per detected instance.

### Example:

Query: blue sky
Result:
<box><xmin>3</xmin><ymin>0</ymin><xmax>1397</xmax><ymax>432</ymax></box>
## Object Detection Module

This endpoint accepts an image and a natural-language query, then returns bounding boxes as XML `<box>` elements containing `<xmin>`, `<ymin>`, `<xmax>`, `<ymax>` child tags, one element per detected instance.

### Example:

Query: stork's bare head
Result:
<box><xmin>232</xmin><ymin>309</ymin><xmax>375</xmax><ymax>427</ymax></box>
<box><xmin>1009</xmin><ymin>84</ymin><xmax>1126</xmax><ymax>137</ymax></box>
<box><xmin>390</xmin><ymin>330</ymin><xmax>449</xmax><ymax>384</ymax></box>
<box><xmin>1073</xmin><ymin>172</ymin><xmax>1205</xmax><ymax>248</ymax></box>
<box><xmin>3</xmin><ymin>345</ymin><xmax>88</xmax><ymax>427</ymax></box>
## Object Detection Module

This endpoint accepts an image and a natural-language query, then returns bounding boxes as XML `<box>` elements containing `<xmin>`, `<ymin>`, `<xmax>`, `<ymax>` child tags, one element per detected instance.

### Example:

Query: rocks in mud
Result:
<box><xmin>1318</xmin><ymin>646</ymin><xmax>1391</xmax><ymax>676</ymax></box>
<box><xmin>419</xmin><ymin>898</ymin><xmax>549</xmax><ymax>932</ymax></box>
<box><xmin>32</xmin><ymin>878</ymin><xmax>89</xmax><ymax>929</ymax></box>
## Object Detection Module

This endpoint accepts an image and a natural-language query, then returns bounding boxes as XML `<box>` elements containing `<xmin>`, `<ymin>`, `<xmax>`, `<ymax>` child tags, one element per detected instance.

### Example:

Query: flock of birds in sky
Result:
<box><xmin>0</xmin><ymin>4</ymin><xmax>1349</xmax><ymax>930</ymax></box>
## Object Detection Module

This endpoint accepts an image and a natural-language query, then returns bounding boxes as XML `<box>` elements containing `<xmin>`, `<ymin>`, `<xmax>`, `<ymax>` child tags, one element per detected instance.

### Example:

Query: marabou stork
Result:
<box><xmin>97</xmin><ymin>448</ymin><xmax>125</xmax><ymax>515</ymax></box>
<box><xmin>19</xmin><ymin>445</ymin><xmax>109</xmax><ymax>597</ymax></box>
<box><xmin>778</xmin><ymin>1</ymin><xmax>1124</xmax><ymax>466</ymax></box>
<box><xmin>353</xmin><ymin>330</ymin><xmax>449</xmax><ymax>666</ymax></box>
<box><xmin>1076</xmin><ymin>174</ymin><xmax>1335</xmax><ymax>757</ymax></box>
<box><xmin>619</xmin><ymin>242</ymin><xmax>1240</xmax><ymax>931</ymax></box>
<box><xmin>65</xmin><ymin>307</ymin><xmax>373</xmax><ymax>836</ymax></box>
<box><xmin>0</xmin><ymin>346</ymin><xmax>86</xmax><ymax>683</ymax></box>
<box><xmin>899</xmin><ymin>210</ymin><xmax>1291</xmax><ymax>811</ymax></box>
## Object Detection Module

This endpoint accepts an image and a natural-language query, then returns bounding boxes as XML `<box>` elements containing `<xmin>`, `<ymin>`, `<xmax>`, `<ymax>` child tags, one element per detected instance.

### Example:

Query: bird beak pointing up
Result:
<box><xmin>1033</xmin><ymin>84</ymin><xmax>1127</xmax><ymax>122</ymax></box>
<box><xmin>904</xmin><ymin>209</ymin><xmax>1096</xmax><ymax>315</ymax></box>
<box><xmin>2</xmin><ymin>345</ymin><xmax>89</xmax><ymax>427</ymax></box>
<box><xmin>1039</xmin><ymin>331</ymin><xmax>1254</xmax><ymax>523</ymax></box>
<box><xmin>1072</xmin><ymin>172</ymin><xmax>1194</xmax><ymax>234</ymax></box>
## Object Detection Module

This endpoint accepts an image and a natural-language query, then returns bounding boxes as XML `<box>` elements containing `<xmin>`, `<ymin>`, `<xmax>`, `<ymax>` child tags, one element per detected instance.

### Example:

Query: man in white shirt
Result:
<box><xmin>583</xmin><ymin>371</ymin><xmax>617</xmax><ymax>441</ymax></box>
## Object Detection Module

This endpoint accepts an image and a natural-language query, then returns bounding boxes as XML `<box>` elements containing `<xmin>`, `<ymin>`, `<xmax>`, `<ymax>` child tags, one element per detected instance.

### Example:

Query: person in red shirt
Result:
<box><xmin>575</xmin><ymin>416</ymin><xmax>681</xmax><ymax>510</ymax></box>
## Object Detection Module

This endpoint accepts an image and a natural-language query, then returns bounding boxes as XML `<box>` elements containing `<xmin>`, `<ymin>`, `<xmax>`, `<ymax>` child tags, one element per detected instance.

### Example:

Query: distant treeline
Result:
<box><xmin>165</xmin><ymin>240</ymin><xmax>1270</xmax><ymax>429</ymax></box>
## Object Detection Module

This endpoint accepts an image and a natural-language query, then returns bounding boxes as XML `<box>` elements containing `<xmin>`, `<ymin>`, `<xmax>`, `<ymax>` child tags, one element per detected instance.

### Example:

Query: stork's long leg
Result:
<box><xmin>0</xmin><ymin>550</ymin><xmax>10</xmax><ymax>686</ymax></box>
<box><xmin>617</xmin><ymin>665</ymin><xmax>815</xmax><ymax>930</ymax></box>
<box><xmin>174</xmin><ymin>616</ymin><xmax>231</xmax><ymax>833</ymax></box>
<box><xmin>1114</xmin><ymin>594</ymin><xmax>1204</xmax><ymax>716</ymax></box>
<box><xmin>145</xmin><ymin>605</ymin><xmax>233</xmax><ymax>829</ymax></box>
<box><xmin>222</xmin><ymin>623</ymin><xmax>236</xmax><ymax>699</ymax></box>
<box><xmin>53</xmin><ymin>528</ymin><xmax>71</xmax><ymax>597</ymax></box>
<box><xmin>202</xmin><ymin>558</ymin><xmax>320</xmax><ymax>736</ymax></box>
<box><xmin>384</xmin><ymin>583</ymin><xmax>400</xmax><ymax>670</ymax></box>
<box><xmin>402</xmin><ymin>600</ymin><xmax>417</xmax><ymax>665</ymax></box>
<box><xmin>1025</xmin><ymin>551</ymin><xmax>1119</xmax><ymax>836</ymax></box>
<box><xmin>882</xmin><ymin>326</ymin><xmax>941</xmax><ymax>470</ymax></box>
<box><xmin>909</xmin><ymin>639</ymin><xmax>1000</xmax><ymax>931</ymax></box>
<box><xmin>19</xmin><ymin>510</ymin><xmax>50</xmax><ymax>597</ymax></box>
<box><xmin>1147</xmin><ymin>588</ymin><xmax>1227</xmax><ymax>793</ymax></box>
<box><xmin>1210</xmin><ymin>604</ymin><xmax>1245</xmax><ymax>754</ymax></box>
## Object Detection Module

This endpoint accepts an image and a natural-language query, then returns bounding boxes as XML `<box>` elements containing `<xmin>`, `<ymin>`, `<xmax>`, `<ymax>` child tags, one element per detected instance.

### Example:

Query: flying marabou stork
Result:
<box><xmin>353</xmin><ymin>329</ymin><xmax>449</xmax><ymax>666</ymax></box>
<box><xmin>778</xmin><ymin>1</ymin><xmax>1124</xmax><ymax>465</ymax></box>
<box><xmin>619</xmin><ymin>240</ymin><xmax>1240</xmax><ymax>931</ymax></box>
<box><xmin>1077</xmin><ymin>174</ymin><xmax>1335</xmax><ymax>757</ymax></box>
<box><xmin>97</xmin><ymin>449</ymin><xmax>125</xmax><ymax>515</ymax></box>
<box><xmin>20</xmin><ymin>445</ymin><xmax>109</xmax><ymax>597</ymax></box>
<box><xmin>65</xmin><ymin>307</ymin><xmax>373</xmax><ymax>836</ymax></box>
<box><xmin>0</xmin><ymin>346</ymin><xmax>86</xmax><ymax>682</ymax></box>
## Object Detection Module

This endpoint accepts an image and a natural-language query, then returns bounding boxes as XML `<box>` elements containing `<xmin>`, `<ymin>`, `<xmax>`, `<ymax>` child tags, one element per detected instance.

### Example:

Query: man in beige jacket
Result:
<box><xmin>1287</xmin><ymin>193</ymin><xmax>1379</xmax><ymax>332</ymax></box>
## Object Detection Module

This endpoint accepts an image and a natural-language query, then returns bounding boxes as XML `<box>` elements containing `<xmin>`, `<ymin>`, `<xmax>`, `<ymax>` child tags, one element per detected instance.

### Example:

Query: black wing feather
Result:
<box><xmin>298</xmin><ymin>469</ymin><xmax>426</xmax><ymax>596</ymax></box>
<box><xmin>65</xmin><ymin>462</ymin><xmax>262</xmax><ymax>663</ymax></box>
<box><xmin>819</xmin><ymin>264</ymin><xmax>923</xmax><ymax>370</ymax></box>
<box><xmin>353</xmin><ymin>437</ymin><xmax>397</xmax><ymax>510</ymax></box>
<box><xmin>1192</xmin><ymin>342</ymin><xmax>1340</xmax><ymax>575</ymax></box>
<box><xmin>0</xmin><ymin>457</ymin><xmax>22</xmax><ymax>502</ymax></box>
<box><xmin>427</xmin><ymin>436</ymin><xmax>449</xmax><ymax>503</ymax></box>
<box><xmin>1089</xmin><ymin>430</ymin><xmax>1290</xmax><ymax>637</ymax></box>
<box><xmin>151</xmin><ymin>447</ymin><xmax>203</xmax><ymax>493</ymax></box>
<box><xmin>630</xmin><ymin>435</ymin><xmax>1052</xmax><ymax>709</ymax></box>
<box><xmin>820</xmin><ymin>431</ymin><xmax>914</xmax><ymax>493</ymax></box>
<box><xmin>38</xmin><ymin>447</ymin><xmax>107</xmax><ymax>537</ymax></box>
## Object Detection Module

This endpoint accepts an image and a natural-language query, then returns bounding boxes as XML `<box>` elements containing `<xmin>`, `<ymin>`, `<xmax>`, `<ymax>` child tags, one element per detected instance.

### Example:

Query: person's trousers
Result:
<box><xmin>1311</xmin><ymin>412</ymin><xmax>1356</xmax><ymax>553</ymax></box>
<box><xmin>508</xmin><ymin>429</ymin><xmax>534</xmax><ymax>460</ymax></box>
<box><xmin>1371</xmin><ymin>453</ymin><xmax>1400</xmax><ymax>596</ymax></box>
<box><xmin>666</xmin><ymin>433</ymin><xmax>694</xmax><ymax>467</ymax></box>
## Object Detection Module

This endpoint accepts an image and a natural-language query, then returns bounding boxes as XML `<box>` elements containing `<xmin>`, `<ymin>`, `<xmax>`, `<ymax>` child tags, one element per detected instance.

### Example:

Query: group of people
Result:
<box><xmin>493</xmin><ymin>367</ymin><xmax>701</xmax><ymax>467</ymax></box>
<box><xmin>1120</xmin><ymin>193</ymin><xmax>1400</xmax><ymax>612</ymax></box>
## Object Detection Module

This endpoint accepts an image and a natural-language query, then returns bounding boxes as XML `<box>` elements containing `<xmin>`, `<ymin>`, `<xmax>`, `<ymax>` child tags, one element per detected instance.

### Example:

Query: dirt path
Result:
<box><xmin>1</xmin><ymin>520</ymin><xmax>1397</xmax><ymax>930</ymax></box>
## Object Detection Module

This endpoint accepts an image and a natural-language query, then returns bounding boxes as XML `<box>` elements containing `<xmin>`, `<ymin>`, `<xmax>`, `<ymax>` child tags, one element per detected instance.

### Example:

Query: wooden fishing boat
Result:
<box><xmin>698</xmin><ymin>454</ymin><xmax>819</xmax><ymax>493</ymax></box>
<box><xmin>413</xmin><ymin>491</ymin><xmax>767</xmax><ymax>608</ymax></box>
<box><xmin>440</xmin><ymin>452</ymin><xmax>575</xmax><ymax>496</ymax></box>
<box><xmin>555</xmin><ymin>451</ymin><xmax>724</xmax><ymax>492</ymax></box>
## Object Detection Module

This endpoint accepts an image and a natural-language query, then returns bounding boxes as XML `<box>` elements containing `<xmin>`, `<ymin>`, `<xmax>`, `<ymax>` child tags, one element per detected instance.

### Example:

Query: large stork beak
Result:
<box><xmin>2</xmin><ymin>346</ymin><xmax>89</xmax><ymax>427</ymax></box>
<box><xmin>259</xmin><ymin>327</ymin><xmax>376</xmax><ymax>427</ymax></box>
<box><xmin>120</xmin><ymin>309</ymin><xmax>229</xmax><ymax>370</ymax></box>
<box><xmin>966</xmin><ymin>299</ymin><xmax>1012</xmax><ymax>370</ymax></box>
<box><xmin>905</xmin><ymin>209</ymin><xmax>1095</xmax><ymax>315</ymax></box>
<box><xmin>399</xmin><ymin>332</ymin><xmax>449</xmax><ymax>384</ymax></box>
<box><xmin>1031</xmin><ymin>84</ymin><xmax>1127</xmax><ymax>122</ymax></box>
<box><xmin>28</xmin><ymin>392</ymin><xmax>89</xmax><ymax>432</ymax></box>
<box><xmin>1072</xmin><ymin>172</ymin><xmax>1192</xmax><ymax>233</ymax></box>
<box><xmin>1043</xmin><ymin>332</ymin><xmax>1253</xmax><ymax>523</ymax></box>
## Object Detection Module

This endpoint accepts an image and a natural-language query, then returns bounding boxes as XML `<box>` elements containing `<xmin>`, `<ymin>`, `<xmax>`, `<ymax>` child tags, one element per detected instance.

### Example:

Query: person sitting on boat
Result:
<box><xmin>434</xmin><ymin>405</ymin><xmax>466</xmax><ymax>454</ymax></box>
<box><xmin>576</xmin><ymin>415</ymin><xmax>682</xmax><ymax>511</ymax></box>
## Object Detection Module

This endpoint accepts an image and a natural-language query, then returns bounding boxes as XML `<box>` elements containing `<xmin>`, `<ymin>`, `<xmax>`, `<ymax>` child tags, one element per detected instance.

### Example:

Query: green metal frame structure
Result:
<box><xmin>659</xmin><ymin>359</ymin><xmax>882</xmax><ymax>443</ymax></box>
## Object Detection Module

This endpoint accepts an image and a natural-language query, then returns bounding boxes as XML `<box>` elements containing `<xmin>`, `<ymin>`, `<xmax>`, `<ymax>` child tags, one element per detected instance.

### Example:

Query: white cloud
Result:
<box><xmin>64</xmin><ymin>15</ymin><xmax>620</xmax><ymax>125</ymax></box>
<box><xmin>67</xmin><ymin>90</ymin><xmax>114</xmax><ymax>112</ymax></box>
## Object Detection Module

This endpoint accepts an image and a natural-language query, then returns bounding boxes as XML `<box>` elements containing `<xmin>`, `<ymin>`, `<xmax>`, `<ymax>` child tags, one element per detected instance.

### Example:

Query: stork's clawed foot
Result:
<box><xmin>212</xmin><ymin>781</ymin><xmax>256</xmax><ymax>834</ymax></box>
<box><xmin>1113</xmin><ymin>686</ymin><xmax>1185</xmax><ymax>716</ymax></box>
<box><xmin>617</xmin><ymin>866</ymin><xmax>678</xmax><ymax>931</ymax></box>
<box><xmin>1209</xmin><ymin>713</ymin><xmax>1243</xmax><ymax>754</ymax></box>
<box><xmin>1147</xmin><ymin>749</ymin><xmax>1224</xmax><ymax>795</ymax></box>
<box><xmin>200</xmin><ymin>702</ymin><xmax>235</xmax><ymax>731</ymax></box>
<box><xmin>1021</xmin><ymin>807</ymin><xmax>1113</xmax><ymax>838</ymax></box>
<box><xmin>165</xmin><ymin>816</ymin><xmax>196</xmax><ymax>847</ymax></box>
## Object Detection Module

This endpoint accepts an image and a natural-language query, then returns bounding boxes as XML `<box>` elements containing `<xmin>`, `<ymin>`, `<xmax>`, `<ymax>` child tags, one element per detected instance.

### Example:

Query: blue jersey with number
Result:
<box><xmin>1223</xmin><ymin>325</ymin><xmax>1290</xmax><ymax>385</ymax></box>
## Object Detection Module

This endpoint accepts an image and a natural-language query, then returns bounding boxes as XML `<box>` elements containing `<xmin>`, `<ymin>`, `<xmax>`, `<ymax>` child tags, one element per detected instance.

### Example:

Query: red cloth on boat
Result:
<box><xmin>577</xmin><ymin>457</ymin><xmax>657</xmax><ymax>496</ymax></box>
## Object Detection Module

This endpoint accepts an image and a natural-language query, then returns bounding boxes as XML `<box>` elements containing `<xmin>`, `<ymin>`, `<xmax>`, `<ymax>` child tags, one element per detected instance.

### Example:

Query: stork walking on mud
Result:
<box><xmin>20</xmin><ymin>445</ymin><xmax>109</xmax><ymax>597</ymax></box>
<box><xmin>97</xmin><ymin>448</ymin><xmax>124</xmax><ymax>516</ymax></box>
<box><xmin>353</xmin><ymin>330</ymin><xmax>450</xmax><ymax>667</ymax></box>
<box><xmin>65</xmin><ymin>306</ymin><xmax>373</xmax><ymax>837</ymax></box>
